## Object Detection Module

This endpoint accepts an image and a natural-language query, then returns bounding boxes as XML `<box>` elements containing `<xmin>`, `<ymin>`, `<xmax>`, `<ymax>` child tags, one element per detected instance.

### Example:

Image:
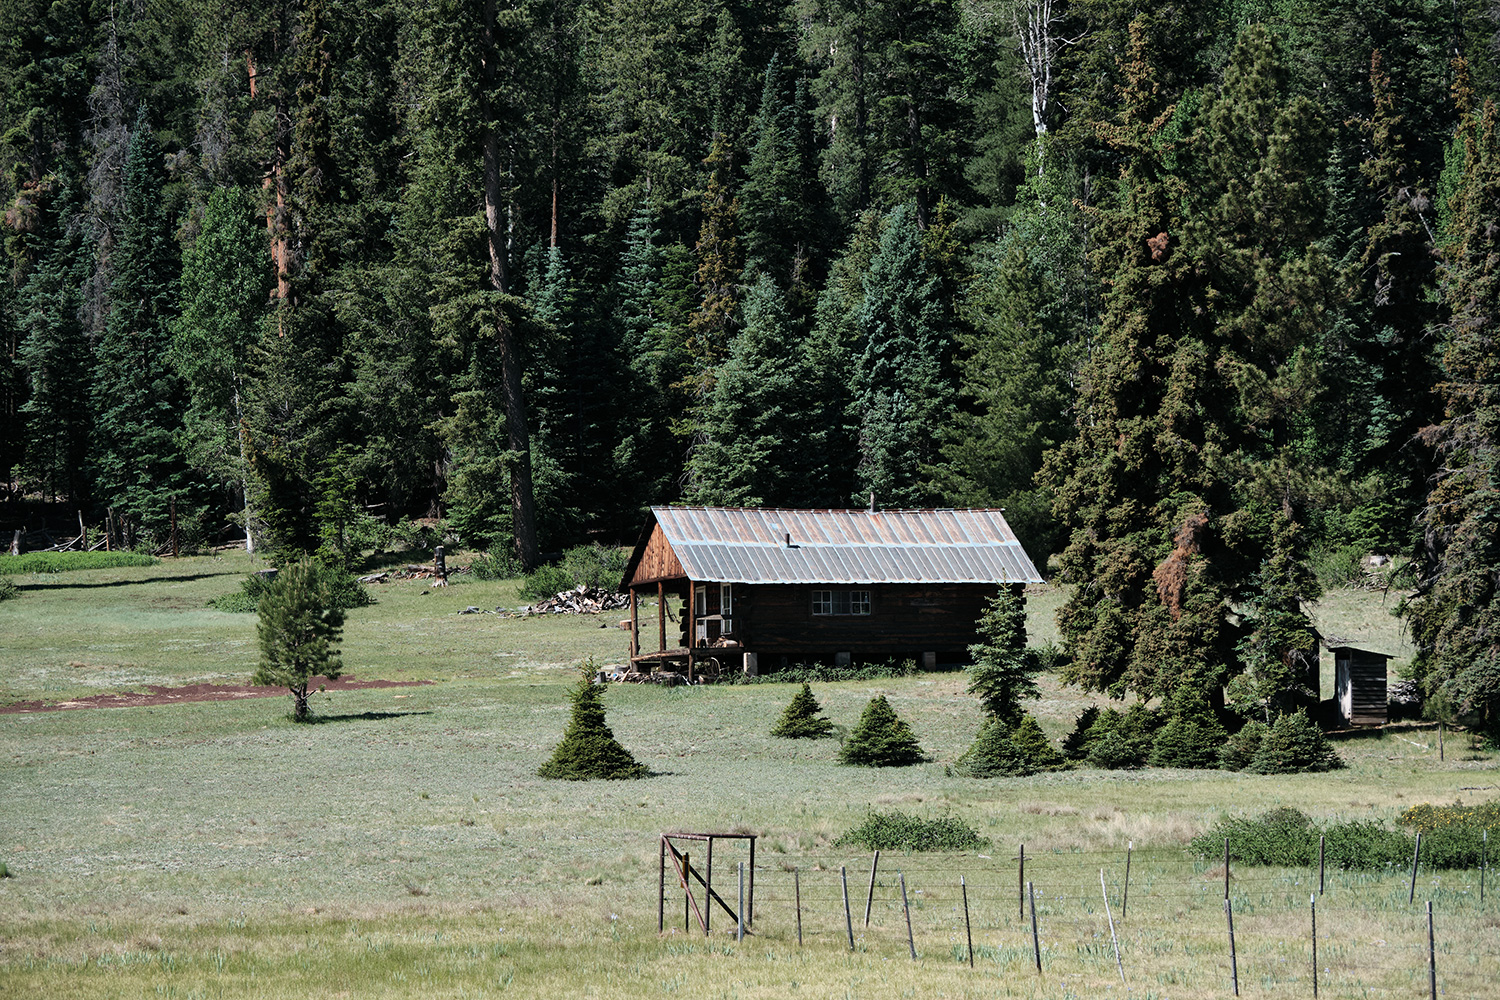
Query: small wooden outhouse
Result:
<box><xmin>1331</xmin><ymin>645</ymin><xmax>1391</xmax><ymax>727</ymax></box>
<box><xmin>619</xmin><ymin>506</ymin><xmax>1042</xmax><ymax>679</ymax></box>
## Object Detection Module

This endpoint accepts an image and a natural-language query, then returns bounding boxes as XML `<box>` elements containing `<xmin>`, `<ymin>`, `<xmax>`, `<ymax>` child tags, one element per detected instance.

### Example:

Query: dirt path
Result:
<box><xmin>0</xmin><ymin>676</ymin><xmax>430</xmax><ymax>714</ymax></box>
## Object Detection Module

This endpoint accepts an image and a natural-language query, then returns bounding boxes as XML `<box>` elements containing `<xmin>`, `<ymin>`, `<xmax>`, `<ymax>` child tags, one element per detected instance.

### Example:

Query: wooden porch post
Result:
<box><xmin>657</xmin><ymin>581</ymin><xmax>666</xmax><ymax>653</ymax></box>
<box><xmin>629</xmin><ymin>588</ymin><xmax>638</xmax><ymax>658</ymax></box>
<box><xmin>687</xmin><ymin>581</ymin><xmax>696</xmax><ymax>682</ymax></box>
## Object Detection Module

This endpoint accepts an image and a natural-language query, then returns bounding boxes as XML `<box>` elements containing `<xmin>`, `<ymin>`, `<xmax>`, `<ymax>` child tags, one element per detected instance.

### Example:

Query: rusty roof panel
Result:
<box><xmin>646</xmin><ymin>507</ymin><xmax>1041</xmax><ymax>585</ymax></box>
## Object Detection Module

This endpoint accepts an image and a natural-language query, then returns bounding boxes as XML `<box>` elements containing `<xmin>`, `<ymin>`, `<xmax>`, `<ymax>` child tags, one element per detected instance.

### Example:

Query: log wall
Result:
<box><xmin>737</xmin><ymin>582</ymin><xmax>1004</xmax><ymax>663</ymax></box>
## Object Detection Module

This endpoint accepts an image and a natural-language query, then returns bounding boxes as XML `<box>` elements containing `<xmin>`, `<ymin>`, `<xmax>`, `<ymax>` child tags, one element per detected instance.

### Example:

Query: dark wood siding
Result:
<box><xmin>1336</xmin><ymin>650</ymin><xmax>1389</xmax><ymax>726</ymax></box>
<box><xmin>737</xmin><ymin>582</ymin><xmax>1001</xmax><ymax>661</ymax></box>
<box><xmin>630</xmin><ymin>524</ymin><xmax>685</xmax><ymax>586</ymax></box>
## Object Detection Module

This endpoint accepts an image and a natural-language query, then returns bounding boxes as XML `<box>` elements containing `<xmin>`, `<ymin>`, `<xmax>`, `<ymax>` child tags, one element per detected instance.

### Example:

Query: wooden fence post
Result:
<box><xmin>899</xmin><ymin>872</ymin><xmax>915</xmax><ymax>960</ymax></box>
<box><xmin>737</xmin><ymin>862</ymin><xmax>745</xmax><ymax>943</ymax></box>
<box><xmin>1028</xmin><ymin>881</ymin><xmax>1041</xmax><ymax>974</ymax></box>
<box><xmin>961</xmin><ymin>875</ymin><xmax>973</xmax><ymax>968</ymax></box>
<box><xmin>1225</xmin><ymin>897</ymin><xmax>1239</xmax><ymax>997</ymax></box>
<box><xmin>658</xmin><ymin>837</ymin><xmax>665</xmax><ymax>933</ymax></box>
<box><xmin>842</xmin><ymin>866</ymin><xmax>854</xmax><ymax>950</ymax></box>
<box><xmin>1019</xmin><ymin>843</ymin><xmax>1025</xmax><ymax>920</ymax></box>
<box><xmin>1122</xmin><ymin>841</ymin><xmax>1132</xmax><ymax>920</ymax></box>
<box><xmin>1101</xmin><ymin>869</ymin><xmax>1124</xmax><ymax>982</ymax></box>
<box><xmin>1409</xmin><ymin>830</ymin><xmax>1423</xmax><ymax>904</ymax></box>
<box><xmin>864</xmin><ymin>850</ymin><xmax>880</xmax><ymax>927</ymax></box>
<box><xmin>1224</xmin><ymin>837</ymin><xmax>1231</xmax><ymax>900</ymax></box>
<box><xmin>1427</xmin><ymin>900</ymin><xmax>1436</xmax><ymax>1000</ymax></box>
<box><xmin>1319</xmin><ymin>834</ymin><xmax>1326</xmax><ymax>896</ymax></box>
<box><xmin>1311</xmin><ymin>893</ymin><xmax>1318</xmax><ymax>999</ymax></box>
<box><xmin>794</xmin><ymin>868</ymin><xmax>802</xmax><ymax>947</ymax></box>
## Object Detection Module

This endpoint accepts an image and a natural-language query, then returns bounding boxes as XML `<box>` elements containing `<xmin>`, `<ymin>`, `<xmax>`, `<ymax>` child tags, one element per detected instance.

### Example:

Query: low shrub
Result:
<box><xmin>1087</xmin><ymin>730</ymin><xmax>1148</xmax><ymax>769</ymax></box>
<box><xmin>838</xmin><ymin>695</ymin><xmax>928</xmax><ymax>767</ymax></box>
<box><xmin>0</xmin><ymin>551</ymin><xmax>158</xmax><ymax>573</ymax></box>
<box><xmin>1398</xmin><ymin>800</ymin><xmax>1500</xmax><ymax>833</ymax></box>
<box><xmin>1309</xmin><ymin>543</ymin><xmax>1367</xmax><ymax>589</ymax></box>
<box><xmin>833</xmin><ymin>811</ymin><xmax>990</xmax><ymax>852</ymax></box>
<box><xmin>770</xmin><ymin>683</ymin><xmax>835</xmax><ymax>739</ymax></box>
<box><xmin>0</xmin><ymin>577</ymin><xmax>17</xmax><ymax>602</ymax></box>
<box><xmin>732</xmin><ymin>659</ymin><xmax>926</xmax><ymax>684</ymax></box>
<box><xmin>1190</xmin><ymin>808</ymin><xmax>1482</xmax><ymax>871</ymax></box>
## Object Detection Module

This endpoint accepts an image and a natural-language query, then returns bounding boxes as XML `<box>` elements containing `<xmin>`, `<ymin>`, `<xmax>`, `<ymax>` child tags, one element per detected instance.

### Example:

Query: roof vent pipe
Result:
<box><xmin>869</xmin><ymin>491</ymin><xmax>876</xmax><ymax>513</ymax></box>
<box><xmin>784</xmin><ymin>532</ymin><xmax>791</xmax><ymax>547</ymax></box>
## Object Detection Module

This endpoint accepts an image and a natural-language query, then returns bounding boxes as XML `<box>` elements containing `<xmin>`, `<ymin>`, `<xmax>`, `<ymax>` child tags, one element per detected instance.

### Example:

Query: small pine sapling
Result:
<box><xmin>1246</xmin><ymin>710</ymin><xmax>1343</xmax><ymax>774</ymax></box>
<box><xmin>538</xmin><ymin>662</ymin><xmax>650</xmax><ymax>780</ymax></box>
<box><xmin>253</xmin><ymin>558</ymin><xmax>345</xmax><ymax>721</ymax></box>
<box><xmin>952</xmin><ymin>719</ymin><xmax>1034</xmax><ymax>777</ymax></box>
<box><xmin>771</xmin><ymin>683</ymin><xmax>835</xmax><ymax>738</ymax></box>
<box><xmin>1218</xmin><ymin>719</ymin><xmax>1269</xmax><ymax>770</ymax></box>
<box><xmin>966</xmin><ymin>587</ymin><xmax>1038</xmax><ymax>725</ymax></box>
<box><xmin>1061</xmin><ymin>705</ymin><xmax>1101</xmax><ymax>760</ymax></box>
<box><xmin>1010</xmin><ymin>713</ymin><xmax>1065</xmax><ymax>770</ymax></box>
<box><xmin>838</xmin><ymin>695</ymin><xmax>928</xmax><ymax>767</ymax></box>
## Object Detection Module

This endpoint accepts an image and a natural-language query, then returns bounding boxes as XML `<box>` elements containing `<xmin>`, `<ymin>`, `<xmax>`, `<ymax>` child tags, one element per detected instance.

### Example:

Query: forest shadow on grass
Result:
<box><xmin>20</xmin><ymin>572</ymin><xmax>225</xmax><ymax>590</ymax></box>
<box><xmin>299</xmin><ymin>710</ymin><xmax>434</xmax><ymax>724</ymax></box>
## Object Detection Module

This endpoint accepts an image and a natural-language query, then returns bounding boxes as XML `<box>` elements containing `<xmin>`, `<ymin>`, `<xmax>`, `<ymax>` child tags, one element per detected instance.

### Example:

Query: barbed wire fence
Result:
<box><xmin>646</xmin><ymin>842</ymin><xmax>1497</xmax><ymax>998</ymax></box>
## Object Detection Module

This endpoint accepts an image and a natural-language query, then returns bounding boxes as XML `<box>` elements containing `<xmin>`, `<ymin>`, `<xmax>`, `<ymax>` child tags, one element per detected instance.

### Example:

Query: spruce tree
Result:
<box><xmin>1405</xmin><ymin>97</ymin><xmax>1500</xmax><ymax>740</ymax></box>
<box><xmin>838</xmin><ymin>695</ymin><xmax>928</xmax><ymax>767</ymax></box>
<box><xmin>253</xmin><ymin>558</ymin><xmax>346</xmax><ymax>722</ymax></box>
<box><xmin>91</xmin><ymin>104</ymin><xmax>192</xmax><ymax>546</ymax></box>
<box><xmin>966</xmin><ymin>587</ymin><xmax>1038</xmax><ymax>725</ymax></box>
<box><xmin>172</xmin><ymin>186</ymin><xmax>271</xmax><ymax>550</ymax></box>
<box><xmin>1010</xmin><ymin>713</ymin><xmax>1064</xmax><ymax>770</ymax></box>
<box><xmin>853</xmin><ymin>201</ymin><xmax>954</xmax><ymax>507</ymax></box>
<box><xmin>952</xmin><ymin>719</ymin><xmax>1034</xmax><ymax>777</ymax></box>
<box><xmin>1246</xmin><ymin>711</ymin><xmax>1343</xmax><ymax>774</ymax></box>
<box><xmin>770</xmin><ymin>683</ymin><xmax>835</xmax><ymax>739</ymax></box>
<box><xmin>538</xmin><ymin>664</ymin><xmax>649</xmax><ymax>780</ymax></box>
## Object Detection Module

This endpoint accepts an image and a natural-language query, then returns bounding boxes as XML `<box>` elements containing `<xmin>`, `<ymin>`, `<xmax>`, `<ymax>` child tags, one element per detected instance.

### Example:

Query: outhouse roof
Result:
<box><xmin>624</xmin><ymin>507</ymin><xmax>1043</xmax><ymax>586</ymax></box>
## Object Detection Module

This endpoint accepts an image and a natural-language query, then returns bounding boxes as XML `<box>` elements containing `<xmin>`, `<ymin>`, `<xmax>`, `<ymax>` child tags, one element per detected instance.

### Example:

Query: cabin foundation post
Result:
<box><xmin>629</xmin><ymin>589</ymin><xmax>638</xmax><ymax>658</ymax></box>
<box><xmin>657</xmin><ymin>581</ymin><xmax>665</xmax><ymax>653</ymax></box>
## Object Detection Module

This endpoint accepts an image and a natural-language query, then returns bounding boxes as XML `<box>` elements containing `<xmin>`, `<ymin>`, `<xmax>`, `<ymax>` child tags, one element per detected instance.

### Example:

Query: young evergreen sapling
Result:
<box><xmin>952</xmin><ymin>719</ymin><xmax>1034</xmax><ymax>777</ymax></box>
<box><xmin>966</xmin><ymin>587</ymin><xmax>1038</xmax><ymax>725</ymax></box>
<box><xmin>771</xmin><ymin>683</ymin><xmax>835</xmax><ymax>738</ymax></box>
<box><xmin>538</xmin><ymin>663</ymin><xmax>649</xmax><ymax>780</ymax></box>
<box><xmin>253</xmin><ymin>559</ymin><xmax>345</xmax><ymax>722</ymax></box>
<box><xmin>838</xmin><ymin>695</ymin><xmax>928</xmax><ymax>766</ymax></box>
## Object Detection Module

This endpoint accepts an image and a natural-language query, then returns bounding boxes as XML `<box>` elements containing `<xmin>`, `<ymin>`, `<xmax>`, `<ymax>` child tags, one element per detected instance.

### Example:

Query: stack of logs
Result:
<box><xmin>517</xmin><ymin>585</ymin><xmax>629</xmax><ymax>616</ymax></box>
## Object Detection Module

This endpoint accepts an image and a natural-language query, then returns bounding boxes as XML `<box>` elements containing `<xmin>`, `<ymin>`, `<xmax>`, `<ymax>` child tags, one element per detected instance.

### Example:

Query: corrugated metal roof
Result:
<box><xmin>646</xmin><ymin>507</ymin><xmax>1042</xmax><ymax>585</ymax></box>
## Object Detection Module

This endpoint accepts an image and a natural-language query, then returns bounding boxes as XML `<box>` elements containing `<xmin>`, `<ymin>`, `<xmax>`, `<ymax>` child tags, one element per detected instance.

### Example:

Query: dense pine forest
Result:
<box><xmin>3</xmin><ymin>1</ymin><xmax>1500</xmax><ymax>732</ymax></box>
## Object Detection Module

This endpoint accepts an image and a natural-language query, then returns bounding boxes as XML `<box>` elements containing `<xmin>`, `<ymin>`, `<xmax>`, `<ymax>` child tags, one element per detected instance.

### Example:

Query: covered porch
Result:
<box><xmin>627</xmin><ymin>577</ymin><xmax>748</xmax><ymax>682</ymax></box>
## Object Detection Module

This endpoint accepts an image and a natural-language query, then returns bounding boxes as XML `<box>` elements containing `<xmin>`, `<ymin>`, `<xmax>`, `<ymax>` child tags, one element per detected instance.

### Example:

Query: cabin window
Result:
<box><xmin>812</xmin><ymin>589</ymin><xmax>870</xmax><ymax>616</ymax></box>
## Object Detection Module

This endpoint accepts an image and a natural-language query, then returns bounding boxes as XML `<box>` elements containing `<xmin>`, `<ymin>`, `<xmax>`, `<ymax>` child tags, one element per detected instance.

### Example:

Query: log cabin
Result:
<box><xmin>619</xmin><ymin>506</ymin><xmax>1043</xmax><ymax>679</ymax></box>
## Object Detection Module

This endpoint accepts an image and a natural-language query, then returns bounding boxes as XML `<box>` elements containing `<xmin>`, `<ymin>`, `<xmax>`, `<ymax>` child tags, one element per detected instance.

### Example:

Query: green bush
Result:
<box><xmin>1397</xmin><ymin>800</ymin><xmax>1500</xmax><ymax>833</ymax></box>
<box><xmin>952</xmin><ymin>720</ymin><xmax>1035</xmax><ymax>777</ymax></box>
<box><xmin>1219</xmin><ymin>720</ymin><xmax>1269</xmax><ymax>770</ymax></box>
<box><xmin>1087</xmin><ymin>730</ymin><xmax>1147</xmax><ymax>769</ymax></box>
<box><xmin>1149</xmin><ymin>715</ymin><xmax>1227</xmax><ymax>769</ymax></box>
<box><xmin>838</xmin><ymin>695</ymin><xmax>928</xmax><ymax>767</ymax></box>
<box><xmin>519</xmin><ymin>564</ymin><xmax>576</xmax><ymax>600</ymax></box>
<box><xmin>1191</xmin><ymin>808</ymin><xmax>1448</xmax><ymax>870</ymax></box>
<box><xmin>210</xmin><ymin>565</ymin><xmax>373</xmax><ymax>613</ymax></box>
<box><xmin>559</xmin><ymin>543</ymin><xmax>628</xmax><ymax>590</ymax></box>
<box><xmin>770</xmin><ymin>683</ymin><xmax>835</xmax><ymax>738</ymax></box>
<box><xmin>833</xmin><ymin>811</ymin><xmax>989</xmax><ymax>852</ymax></box>
<box><xmin>468</xmin><ymin>544</ymin><xmax>523</xmax><ymax>581</ymax></box>
<box><xmin>732</xmin><ymin>659</ymin><xmax>925</xmax><ymax>685</ymax></box>
<box><xmin>1246</xmin><ymin>710</ymin><xmax>1343</xmax><ymax>773</ymax></box>
<box><xmin>0</xmin><ymin>551</ymin><xmax>158</xmax><ymax>573</ymax></box>
<box><xmin>538</xmin><ymin>663</ymin><xmax>650</xmax><ymax>780</ymax></box>
<box><xmin>1309</xmin><ymin>544</ymin><xmax>1367</xmax><ymax>589</ymax></box>
<box><xmin>1078</xmin><ymin>706</ymin><xmax>1154</xmax><ymax>769</ymax></box>
<box><xmin>0</xmin><ymin>577</ymin><xmax>17</xmax><ymax>602</ymax></box>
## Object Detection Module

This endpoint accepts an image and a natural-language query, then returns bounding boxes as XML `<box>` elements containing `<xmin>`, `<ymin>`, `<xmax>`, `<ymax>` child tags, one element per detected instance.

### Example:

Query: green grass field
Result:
<box><xmin>0</xmin><ymin>551</ymin><xmax>1492</xmax><ymax>998</ymax></box>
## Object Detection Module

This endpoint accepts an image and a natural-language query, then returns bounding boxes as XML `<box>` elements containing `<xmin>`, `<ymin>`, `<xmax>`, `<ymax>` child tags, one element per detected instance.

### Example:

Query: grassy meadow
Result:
<box><xmin>0</xmin><ymin>550</ymin><xmax>1494</xmax><ymax>998</ymax></box>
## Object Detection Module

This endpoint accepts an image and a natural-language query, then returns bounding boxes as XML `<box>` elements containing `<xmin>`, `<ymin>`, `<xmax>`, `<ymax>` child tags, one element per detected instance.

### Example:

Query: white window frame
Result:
<box><xmin>812</xmin><ymin>589</ymin><xmax>871</xmax><ymax>616</ymax></box>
